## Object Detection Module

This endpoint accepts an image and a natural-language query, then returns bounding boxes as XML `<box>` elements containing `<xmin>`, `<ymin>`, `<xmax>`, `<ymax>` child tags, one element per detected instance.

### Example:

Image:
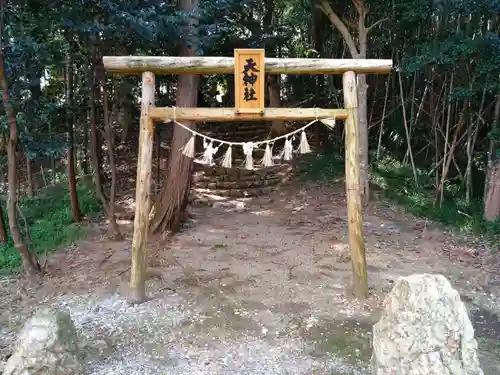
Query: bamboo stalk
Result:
<box><xmin>376</xmin><ymin>74</ymin><xmax>390</xmax><ymax>160</ymax></box>
<box><xmin>466</xmin><ymin>84</ymin><xmax>487</xmax><ymax>202</ymax></box>
<box><xmin>440</xmin><ymin>73</ymin><xmax>454</xmax><ymax>205</ymax></box>
<box><xmin>404</xmin><ymin>77</ymin><xmax>431</xmax><ymax>162</ymax></box>
<box><xmin>438</xmin><ymin>99</ymin><xmax>468</xmax><ymax>207</ymax></box>
<box><xmin>397</xmin><ymin>66</ymin><xmax>418</xmax><ymax>185</ymax></box>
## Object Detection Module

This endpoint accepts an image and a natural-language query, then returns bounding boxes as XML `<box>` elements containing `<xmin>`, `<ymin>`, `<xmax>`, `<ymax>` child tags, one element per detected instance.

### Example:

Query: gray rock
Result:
<box><xmin>371</xmin><ymin>274</ymin><xmax>483</xmax><ymax>375</ymax></box>
<box><xmin>3</xmin><ymin>307</ymin><xmax>82</xmax><ymax>375</ymax></box>
<box><xmin>212</xmin><ymin>200</ymin><xmax>246</xmax><ymax>212</ymax></box>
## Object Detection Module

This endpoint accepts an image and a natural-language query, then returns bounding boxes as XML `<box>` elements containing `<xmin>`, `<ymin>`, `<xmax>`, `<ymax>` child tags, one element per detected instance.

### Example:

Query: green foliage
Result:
<box><xmin>302</xmin><ymin>151</ymin><xmax>345</xmax><ymax>182</ymax></box>
<box><xmin>305</xmin><ymin>151</ymin><xmax>500</xmax><ymax>249</ymax></box>
<box><xmin>0</xmin><ymin>182</ymin><xmax>101</xmax><ymax>274</ymax></box>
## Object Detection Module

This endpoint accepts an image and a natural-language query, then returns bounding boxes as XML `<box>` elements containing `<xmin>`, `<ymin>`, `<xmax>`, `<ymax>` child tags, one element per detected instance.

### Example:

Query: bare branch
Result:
<box><xmin>352</xmin><ymin>0</ymin><xmax>366</xmax><ymax>15</ymax></box>
<box><xmin>341</xmin><ymin>16</ymin><xmax>357</xmax><ymax>30</ymax></box>
<box><xmin>367</xmin><ymin>17</ymin><xmax>389</xmax><ymax>34</ymax></box>
<box><xmin>316</xmin><ymin>0</ymin><xmax>359</xmax><ymax>57</ymax></box>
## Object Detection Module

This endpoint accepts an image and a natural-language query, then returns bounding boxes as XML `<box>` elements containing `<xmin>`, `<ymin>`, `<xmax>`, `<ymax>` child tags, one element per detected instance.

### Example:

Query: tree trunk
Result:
<box><xmin>396</xmin><ymin>63</ymin><xmax>418</xmax><ymax>184</ymax></box>
<box><xmin>484</xmin><ymin>162</ymin><xmax>500</xmax><ymax>222</ymax></box>
<box><xmin>357</xmin><ymin>73</ymin><xmax>370</xmax><ymax>200</ymax></box>
<box><xmin>86</xmin><ymin>28</ymin><xmax>121</xmax><ymax>238</ymax></box>
<box><xmin>88</xmin><ymin>34</ymin><xmax>112</xmax><ymax>226</ymax></box>
<box><xmin>82</xmin><ymin>109</ymin><xmax>89</xmax><ymax>175</ymax></box>
<box><xmin>484</xmin><ymin>93</ymin><xmax>500</xmax><ymax>221</ymax></box>
<box><xmin>25</xmin><ymin>71</ymin><xmax>41</xmax><ymax>198</ymax></box>
<box><xmin>0</xmin><ymin>204</ymin><xmax>7</xmax><ymax>243</ymax></box>
<box><xmin>466</xmin><ymin>85</ymin><xmax>486</xmax><ymax>203</ymax></box>
<box><xmin>437</xmin><ymin>99</ymin><xmax>468</xmax><ymax>206</ymax></box>
<box><xmin>439</xmin><ymin>73</ymin><xmax>454</xmax><ymax>204</ymax></box>
<box><xmin>0</xmin><ymin>24</ymin><xmax>40</xmax><ymax>275</ymax></box>
<box><xmin>25</xmin><ymin>154</ymin><xmax>33</xmax><ymax>197</ymax></box>
<box><xmin>313</xmin><ymin>8</ymin><xmax>328</xmax><ymax>150</ymax></box>
<box><xmin>376</xmin><ymin>75</ymin><xmax>390</xmax><ymax>160</ymax></box>
<box><xmin>116</xmin><ymin>79</ymin><xmax>133</xmax><ymax>143</ymax></box>
<box><xmin>487</xmin><ymin>94</ymin><xmax>500</xmax><ymax>173</ymax></box>
<box><xmin>264</xmin><ymin>0</ymin><xmax>285</xmax><ymax>136</ymax></box>
<box><xmin>101</xmin><ymin>71</ymin><xmax>121</xmax><ymax>238</ymax></box>
<box><xmin>66</xmin><ymin>43</ymin><xmax>81</xmax><ymax>222</ymax></box>
<box><xmin>317</xmin><ymin>0</ymin><xmax>385</xmax><ymax>204</ymax></box>
<box><xmin>89</xmin><ymin>65</ymin><xmax>105</xmax><ymax>201</ymax></box>
<box><xmin>268</xmin><ymin>75</ymin><xmax>285</xmax><ymax>135</ymax></box>
<box><xmin>150</xmin><ymin>0</ymin><xmax>199</xmax><ymax>233</ymax></box>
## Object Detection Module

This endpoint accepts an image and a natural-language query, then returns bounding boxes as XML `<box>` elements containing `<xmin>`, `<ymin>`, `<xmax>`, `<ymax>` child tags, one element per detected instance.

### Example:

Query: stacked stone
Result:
<box><xmin>193</xmin><ymin>164</ymin><xmax>291</xmax><ymax>197</ymax></box>
<box><xmin>192</xmin><ymin>121</ymin><xmax>290</xmax><ymax>197</ymax></box>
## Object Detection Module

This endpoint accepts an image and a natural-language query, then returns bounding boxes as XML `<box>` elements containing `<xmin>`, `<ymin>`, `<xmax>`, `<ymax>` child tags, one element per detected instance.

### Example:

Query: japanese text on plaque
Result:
<box><xmin>242</xmin><ymin>58</ymin><xmax>259</xmax><ymax>101</ymax></box>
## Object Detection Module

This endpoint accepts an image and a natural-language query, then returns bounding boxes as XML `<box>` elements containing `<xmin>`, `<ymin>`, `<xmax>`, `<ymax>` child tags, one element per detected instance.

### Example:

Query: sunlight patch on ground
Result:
<box><xmin>250</xmin><ymin>209</ymin><xmax>274</xmax><ymax>217</ymax></box>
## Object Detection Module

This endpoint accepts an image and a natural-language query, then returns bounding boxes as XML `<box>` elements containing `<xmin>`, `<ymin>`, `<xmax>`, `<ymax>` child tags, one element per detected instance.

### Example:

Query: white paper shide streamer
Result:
<box><xmin>261</xmin><ymin>142</ymin><xmax>274</xmax><ymax>167</ymax></box>
<box><xmin>283</xmin><ymin>137</ymin><xmax>293</xmax><ymax>161</ymax></box>
<box><xmin>176</xmin><ymin>117</ymin><xmax>336</xmax><ymax>170</ymax></box>
<box><xmin>320</xmin><ymin>118</ymin><xmax>336</xmax><ymax>129</ymax></box>
<box><xmin>299</xmin><ymin>130</ymin><xmax>311</xmax><ymax>154</ymax></box>
<box><xmin>243</xmin><ymin>142</ymin><xmax>254</xmax><ymax>170</ymax></box>
<box><xmin>221</xmin><ymin>145</ymin><xmax>232</xmax><ymax>168</ymax></box>
<box><xmin>199</xmin><ymin>138</ymin><xmax>219</xmax><ymax>165</ymax></box>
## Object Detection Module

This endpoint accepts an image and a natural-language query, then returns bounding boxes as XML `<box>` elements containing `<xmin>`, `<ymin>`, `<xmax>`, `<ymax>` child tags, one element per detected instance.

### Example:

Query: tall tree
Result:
<box><xmin>0</xmin><ymin>0</ymin><xmax>40</xmax><ymax>276</ymax></box>
<box><xmin>317</xmin><ymin>0</ymin><xmax>387</xmax><ymax>204</ymax></box>
<box><xmin>65</xmin><ymin>36</ymin><xmax>81</xmax><ymax>222</ymax></box>
<box><xmin>484</xmin><ymin>94</ymin><xmax>500</xmax><ymax>221</ymax></box>
<box><xmin>264</xmin><ymin>0</ymin><xmax>285</xmax><ymax>136</ymax></box>
<box><xmin>151</xmin><ymin>0</ymin><xmax>200</xmax><ymax>233</ymax></box>
<box><xmin>0</xmin><ymin>204</ymin><xmax>6</xmax><ymax>244</ymax></box>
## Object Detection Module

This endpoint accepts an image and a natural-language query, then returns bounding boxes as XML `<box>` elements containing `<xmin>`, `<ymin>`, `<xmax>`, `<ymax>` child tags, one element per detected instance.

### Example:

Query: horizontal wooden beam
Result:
<box><xmin>103</xmin><ymin>56</ymin><xmax>392</xmax><ymax>75</ymax></box>
<box><xmin>150</xmin><ymin>107</ymin><xmax>348</xmax><ymax>122</ymax></box>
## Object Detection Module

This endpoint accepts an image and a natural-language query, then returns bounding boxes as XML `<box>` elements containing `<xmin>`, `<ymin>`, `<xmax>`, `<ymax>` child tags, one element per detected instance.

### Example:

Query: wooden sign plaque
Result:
<box><xmin>234</xmin><ymin>49</ymin><xmax>265</xmax><ymax>114</ymax></box>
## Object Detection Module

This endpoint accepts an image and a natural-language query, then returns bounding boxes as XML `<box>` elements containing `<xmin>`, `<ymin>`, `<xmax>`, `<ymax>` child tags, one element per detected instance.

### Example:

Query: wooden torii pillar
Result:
<box><xmin>103</xmin><ymin>52</ymin><xmax>392</xmax><ymax>303</ymax></box>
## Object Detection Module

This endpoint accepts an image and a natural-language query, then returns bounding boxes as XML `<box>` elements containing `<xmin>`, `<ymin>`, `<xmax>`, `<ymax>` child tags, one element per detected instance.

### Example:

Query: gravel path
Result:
<box><xmin>20</xmin><ymin>288</ymin><xmax>370</xmax><ymax>375</ymax></box>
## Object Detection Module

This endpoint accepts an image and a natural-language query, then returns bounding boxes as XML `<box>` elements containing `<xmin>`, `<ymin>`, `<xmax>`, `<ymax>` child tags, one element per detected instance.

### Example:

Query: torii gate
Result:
<box><xmin>103</xmin><ymin>51</ymin><xmax>392</xmax><ymax>303</ymax></box>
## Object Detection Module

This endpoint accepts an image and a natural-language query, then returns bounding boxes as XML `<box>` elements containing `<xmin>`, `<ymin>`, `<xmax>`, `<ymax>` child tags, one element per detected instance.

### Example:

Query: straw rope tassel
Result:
<box><xmin>299</xmin><ymin>130</ymin><xmax>311</xmax><ymax>154</ymax></box>
<box><xmin>221</xmin><ymin>145</ymin><xmax>232</xmax><ymax>168</ymax></box>
<box><xmin>180</xmin><ymin>135</ymin><xmax>196</xmax><ymax>158</ymax></box>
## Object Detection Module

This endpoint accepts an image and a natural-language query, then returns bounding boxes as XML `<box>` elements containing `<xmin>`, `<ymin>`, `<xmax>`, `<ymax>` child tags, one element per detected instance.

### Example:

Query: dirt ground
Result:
<box><xmin>1</xmin><ymin>181</ymin><xmax>500</xmax><ymax>374</ymax></box>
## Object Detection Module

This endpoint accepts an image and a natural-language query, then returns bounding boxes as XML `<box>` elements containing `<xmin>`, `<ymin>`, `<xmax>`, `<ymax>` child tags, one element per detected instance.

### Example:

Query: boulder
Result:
<box><xmin>3</xmin><ymin>307</ymin><xmax>82</xmax><ymax>375</ymax></box>
<box><xmin>371</xmin><ymin>274</ymin><xmax>483</xmax><ymax>375</ymax></box>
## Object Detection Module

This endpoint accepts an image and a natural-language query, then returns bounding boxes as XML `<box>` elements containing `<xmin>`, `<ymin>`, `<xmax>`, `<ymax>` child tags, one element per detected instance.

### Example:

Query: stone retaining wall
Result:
<box><xmin>157</xmin><ymin>120</ymin><xmax>317</xmax><ymax>197</ymax></box>
<box><xmin>192</xmin><ymin>121</ymin><xmax>291</xmax><ymax>197</ymax></box>
<box><xmin>193</xmin><ymin>163</ymin><xmax>291</xmax><ymax>197</ymax></box>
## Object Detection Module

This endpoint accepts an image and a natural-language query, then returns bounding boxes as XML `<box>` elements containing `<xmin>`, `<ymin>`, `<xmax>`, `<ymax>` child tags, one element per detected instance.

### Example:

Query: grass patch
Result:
<box><xmin>478</xmin><ymin>336</ymin><xmax>500</xmax><ymax>357</ymax></box>
<box><xmin>0</xmin><ymin>180</ymin><xmax>101</xmax><ymax>273</ymax></box>
<box><xmin>212</xmin><ymin>243</ymin><xmax>228</xmax><ymax>250</ymax></box>
<box><xmin>301</xmin><ymin>151</ymin><xmax>345</xmax><ymax>183</ymax></box>
<box><xmin>304</xmin><ymin>150</ymin><xmax>500</xmax><ymax>248</ymax></box>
